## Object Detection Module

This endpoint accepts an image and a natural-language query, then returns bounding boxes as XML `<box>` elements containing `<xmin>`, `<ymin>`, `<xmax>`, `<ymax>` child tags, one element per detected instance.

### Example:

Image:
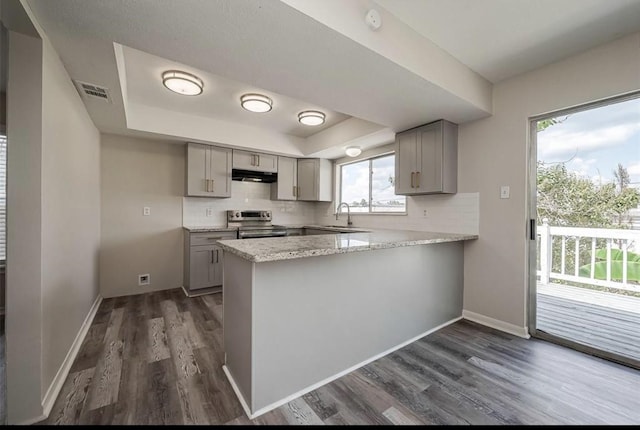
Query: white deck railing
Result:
<box><xmin>537</xmin><ymin>222</ymin><xmax>640</xmax><ymax>294</ymax></box>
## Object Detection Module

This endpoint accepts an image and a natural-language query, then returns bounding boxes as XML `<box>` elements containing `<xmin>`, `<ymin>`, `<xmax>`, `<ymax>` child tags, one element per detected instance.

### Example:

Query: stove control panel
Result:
<box><xmin>227</xmin><ymin>210</ymin><xmax>272</xmax><ymax>222</ymax></box>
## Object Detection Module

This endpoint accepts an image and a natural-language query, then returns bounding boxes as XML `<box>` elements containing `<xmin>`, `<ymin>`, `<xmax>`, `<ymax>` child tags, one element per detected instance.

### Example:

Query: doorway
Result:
<box><xmin>529</xmin><ymin>92</ymin><xmax>640</xmax><ymax>369</ymax></box>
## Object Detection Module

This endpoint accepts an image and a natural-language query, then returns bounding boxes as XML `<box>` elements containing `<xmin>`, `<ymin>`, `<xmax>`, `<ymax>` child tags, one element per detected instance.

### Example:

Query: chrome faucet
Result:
<box><xmin>336</xmin><ymin>202</ymin><xmax>353</xmax><ymax>226</ymax></box>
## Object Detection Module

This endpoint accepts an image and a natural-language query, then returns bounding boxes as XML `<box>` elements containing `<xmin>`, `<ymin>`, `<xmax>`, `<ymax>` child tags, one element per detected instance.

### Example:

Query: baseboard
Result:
<box><xmin>181</xmin><ymin>285</ymin><xmax>222</xmax><ymax>298</ymax></box>
<box><xmin>227</xmin><ymin>315</ymin><xmax>463</xmax><ymax>419</ymax></box>
<box><xmin>222</xmin><ymin>365</ymin><xmax>253</xmax><ymax>419</ymax></box>
<box><xmin>462</xmin><ymin>310</ymin><xmax>530</xmax><ymax>339</ymax></box>
<box><xmin>41</xmin><ymin>294</ymin><xmax>103</xmax><ymax>418</ymax></box>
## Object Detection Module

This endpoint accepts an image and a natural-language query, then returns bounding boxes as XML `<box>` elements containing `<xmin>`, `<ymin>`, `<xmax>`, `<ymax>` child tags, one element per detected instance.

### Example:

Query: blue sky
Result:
<box><xmin>537</xmin><ymin>97</ymin><xmax>640</xmax><ymax>188</ymax></box>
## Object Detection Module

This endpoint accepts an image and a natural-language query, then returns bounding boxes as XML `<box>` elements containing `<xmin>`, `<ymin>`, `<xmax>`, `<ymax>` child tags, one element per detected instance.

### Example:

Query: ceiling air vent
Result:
<box><xmin>74</xmin><ymin>80</ymin><xmax>112</xmax><ymax>103</ymax></box>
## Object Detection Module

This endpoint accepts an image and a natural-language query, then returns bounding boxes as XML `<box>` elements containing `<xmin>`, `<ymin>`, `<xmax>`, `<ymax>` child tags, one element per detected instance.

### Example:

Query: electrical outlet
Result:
<box><xmin>143</xmin><ymin>206</ymin><xmax>151</xmax><ymax>216</ymax></box>
<box><xmin>500</xmin><ymin>186</ymin><xmax>510</xmax><ymax>199</ymax></box>
<box><xmin>205</xmin><ymin>208</ymin><xmax>213</xmax><ymax>217</ymax></box>
<box><xmin>138</xmin><ymin>274</ymin><xmax>150</xmax><ymax>286</ymax></box>
<box><xmin>423</xmin><ymin>209</ymin><xmax>428</xmax><ymax>217</ymax></box>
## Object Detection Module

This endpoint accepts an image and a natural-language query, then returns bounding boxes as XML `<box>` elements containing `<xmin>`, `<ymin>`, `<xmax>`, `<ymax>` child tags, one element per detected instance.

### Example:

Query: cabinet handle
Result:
<box><xmin>210</xmin><ymin>179</ymin><xmax>214</xmax><ymax>191</ymax></box>
<box><xmin>410</xmin><ymin>172</ymin><xmax>415</xmax><ymax>188</ymax></box>
<box><xmin>296</xmin><ymin>186</ymin><xmax>300</xmax><ymax>197</ymax></box>
<box><xmin>293</xmin><ymin>185</ymin><xmax>296</xmax><ymax>197</ymax></box>
<box><xmin>416</xmin><ymin>171</ymin><xmax>420</xmax><ymax>188</ymax></box>
<box><xmin>211</xmin><ymin>250</ymin><xmax>214</xmax><ymax>264</ymax></box>
<box><xmin>257</xmin><ymin>154</ymin><xmax>260</xmax><ymax>166</ymax></box>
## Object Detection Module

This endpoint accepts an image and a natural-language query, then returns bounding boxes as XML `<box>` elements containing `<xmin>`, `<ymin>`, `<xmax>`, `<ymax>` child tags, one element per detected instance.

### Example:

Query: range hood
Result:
<box><xmin>232</xmin><ymin>169</ymin><xmax>278</xmax><ymax>183</ymax></box>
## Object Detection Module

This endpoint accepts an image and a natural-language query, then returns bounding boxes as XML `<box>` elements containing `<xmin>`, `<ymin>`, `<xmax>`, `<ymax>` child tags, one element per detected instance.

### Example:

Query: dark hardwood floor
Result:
<box><xmin>43</xmin><ymin>288</ymin><xmax>640</xmax><ymax>425</ymax></box>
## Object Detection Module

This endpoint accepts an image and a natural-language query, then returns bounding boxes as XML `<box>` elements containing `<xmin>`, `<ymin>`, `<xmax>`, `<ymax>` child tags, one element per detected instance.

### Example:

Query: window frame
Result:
<box><xmin>337</xmin><ymin>152</ymin><xmax>407</xmax><ymax>215</ymax></box>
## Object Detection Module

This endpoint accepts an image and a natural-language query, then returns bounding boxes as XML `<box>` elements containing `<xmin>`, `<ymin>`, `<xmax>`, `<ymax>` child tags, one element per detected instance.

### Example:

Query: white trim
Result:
<box><xmin>41</xmin><ymin>294</ymin><xmax>103</xmax><ymax>418</ymax></box>
<box><xmin>463</xmin><ymin>309</ymin><xmax>530</xmax><ymax>339</ymax></box>
<box><xmin>226</xmin><ymin>315</ymin><xmax>462</xmax><ymax>419</ymax></box>
<box><xmin>223</xmin><ymin>365</ymin><xmax>253</xmax><ymax>419</ymax></box>
<box><xmin>16</xmin><ymin>413</ymin><xmax>47</xmax><ymax>426</ymax></box>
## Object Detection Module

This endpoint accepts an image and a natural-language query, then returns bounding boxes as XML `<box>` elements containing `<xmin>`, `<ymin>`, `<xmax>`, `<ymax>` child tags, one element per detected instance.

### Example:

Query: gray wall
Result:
<box><xmin>458</xmin><ymin>32</ymin><xmax>640</xmax><ymax>331</ymax></box>
<box><xmin>100</xmin><ymin>134</ymin><xmax>184</xmax><ymax>297</ymax></box>
<box><xmin>5</xmin><ymin>3</ymin><xmax>101</xmax><ymax>422</ymax></box>
<box><xmin>40</xmin><ymin>31</ymin><xmax>101</xmax><ymax>396</ymax></box>
<box><xmin>6</xmin><ymin>29</ymin><xmax>44</xmax><ymax>424</ymax></box>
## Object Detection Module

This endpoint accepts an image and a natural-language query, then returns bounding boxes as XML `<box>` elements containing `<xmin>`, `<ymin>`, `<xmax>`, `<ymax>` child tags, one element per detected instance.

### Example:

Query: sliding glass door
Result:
<box><xmin>529</xmin><ymin>92</ymin><xmax>640</xmax><ymax>368</ymax></box>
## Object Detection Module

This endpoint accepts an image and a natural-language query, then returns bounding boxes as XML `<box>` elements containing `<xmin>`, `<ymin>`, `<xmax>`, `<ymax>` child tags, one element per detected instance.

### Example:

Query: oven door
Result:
<box><xmin>238</xmin><ymin>229</ymin><xmax>287</xmax><ymax>239</ymax></box>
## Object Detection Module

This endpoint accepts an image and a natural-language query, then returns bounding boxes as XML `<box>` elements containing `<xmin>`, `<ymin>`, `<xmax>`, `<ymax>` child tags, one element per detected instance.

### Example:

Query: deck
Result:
<box><xmin>537</xmin><ymin>282</ymin><xmax>640</xmax><ymax>362</ymax></box>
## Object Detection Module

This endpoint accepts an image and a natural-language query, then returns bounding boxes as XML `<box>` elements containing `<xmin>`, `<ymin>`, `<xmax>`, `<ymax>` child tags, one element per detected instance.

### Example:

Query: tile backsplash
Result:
<box><xmin>183</xmin><ymin>181</ymin><xmax>317</xmax><ymax>227</ymax></box>
<box><xmin>184</xmin><ymin>181</ymin><xmax>479</xmax><ymax>235</ymax></box>
<box><xmin>315</xmin><ymin>192</ymin><xmax>479</xmax><ymax>235</ymax></box>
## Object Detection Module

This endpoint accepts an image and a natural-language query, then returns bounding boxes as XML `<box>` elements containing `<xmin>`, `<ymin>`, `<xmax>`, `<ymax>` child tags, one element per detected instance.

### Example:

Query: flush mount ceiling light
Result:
<box><xmin>240</xmin><ymin>93</ymin><xmax>273</xmax><ymax>113</ymax></box>
<box><xmin>345</xmin><ymin>146</ymin><xmax>362</xmax><ymax>157</ymax></box>
<box><xmin>298</xmin><ymin>110</ymin><xmax>326</xmax><ymax>126</ymax></box>
<box><xmin>162</xmin><ymin>70</ymin><xmax>203</xmax><ymax>96</ymax></box>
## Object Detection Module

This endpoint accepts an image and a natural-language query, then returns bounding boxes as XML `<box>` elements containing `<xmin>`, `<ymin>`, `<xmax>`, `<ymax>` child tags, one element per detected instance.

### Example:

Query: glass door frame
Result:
<box><xmin>527</xmin><ymin>90</ymin><xmax>640</xmax><ymax>370</ymax></box>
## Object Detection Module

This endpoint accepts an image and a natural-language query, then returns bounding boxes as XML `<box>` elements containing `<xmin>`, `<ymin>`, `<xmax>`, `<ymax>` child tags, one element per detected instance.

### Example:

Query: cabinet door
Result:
<box><xmin>232</xmin><ymin>150</ymin><xmax>278</xmax><ymax>173</ymax></box>
<box><xmin>417</xmin><ymin>124</ymin><xmax>443</xmax><ymax>193</ymax></box>
<box><xmin>209</xmin><ymin>146</ymin><xmax>232</xmax><ymax>198</ymax></box>
<box><xmin>272</xmin><ymin>156</ymin><xmax>297</xmax><ymax>200</ymax></box>
<box><xmin>189</xmin><ymin>246</ymin><xmax>216</xmax><ymax>290</ymax></box>
<box><xmin>210</xmin><ymin>247</ymin><xmax>224</xmax><ymax>286</ymax></box>
<box><xmin>254</xmin><ymin>153</ymin><xmax>278</xmax><ymax>173</ymax></box>
<box><xmin>297</xmin><ymin>159</ymin><xmax>317</xmax><ymax>201</ymax></box>
<box><xmin>395</xmin><ymin>131</ymin><xmax>418</xmax><ymax>195</ymax></box>
<box><xmin>186</xmin><ymin>143</ymin><xmax>210</xmax><ymax>197</ymax></box>
<box><xmin>232</xmin><ymin>150</ymin><xmax>258</xmax><ymax>170</ymax></box>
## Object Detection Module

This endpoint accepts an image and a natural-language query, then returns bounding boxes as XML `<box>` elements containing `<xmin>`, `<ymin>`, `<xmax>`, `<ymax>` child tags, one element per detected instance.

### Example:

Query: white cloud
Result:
<box><xmin>567</xmin><ymin>157</ymin><xmax>597</xmax><ymax>178</ymax></box>
<box><xmin>538</xmin><ymin>123</ymin><xmax>640</xmax><ymax>160</ymax></box>
<box><xmin>628</xmin><ymin>161</ymin><xmax>640</xmax><ymax>176</ymax></box>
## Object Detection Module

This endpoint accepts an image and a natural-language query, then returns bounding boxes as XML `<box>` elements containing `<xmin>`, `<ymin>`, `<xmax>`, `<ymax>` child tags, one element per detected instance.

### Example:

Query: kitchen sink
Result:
<box><xmin>318</xmin><ymin>225</ymin><xmax>371</xmax><ymax>232</ymax></box>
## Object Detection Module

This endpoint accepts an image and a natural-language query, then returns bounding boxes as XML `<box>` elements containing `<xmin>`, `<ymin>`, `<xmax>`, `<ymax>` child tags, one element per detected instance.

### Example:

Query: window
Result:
<box><xmin>339</xmin><ymin>153</ymin><xmax>406</xmax><ymax>213</ymax></box>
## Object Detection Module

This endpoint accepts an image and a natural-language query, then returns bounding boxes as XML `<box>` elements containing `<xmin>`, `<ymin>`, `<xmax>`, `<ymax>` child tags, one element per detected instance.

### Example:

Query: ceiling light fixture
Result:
<box><xmin>162</xmin><ymin>70</ymin><xmax>203</xmax><ymax>96</ymax></box>
<box><xmin>345</xmin><ymin>146</ymin><xmax>362</xmax><ymax>157</ymax></box>
<box><xmin>298</xmin><ymin>110</ymin><xmax>326</xmax><ymax>126</ymax></box>
<box><xmin>240</xmin><ymin>93</ymin><xmax>273</xmax><ymax>113</ymax></box>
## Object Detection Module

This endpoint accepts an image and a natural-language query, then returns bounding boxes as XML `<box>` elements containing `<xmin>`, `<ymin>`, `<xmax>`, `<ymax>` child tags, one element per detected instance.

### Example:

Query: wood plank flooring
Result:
<box><xmin>43</xmin><ymin>288</ymin><xmax>640</xmax><ymax>425</ymax></box>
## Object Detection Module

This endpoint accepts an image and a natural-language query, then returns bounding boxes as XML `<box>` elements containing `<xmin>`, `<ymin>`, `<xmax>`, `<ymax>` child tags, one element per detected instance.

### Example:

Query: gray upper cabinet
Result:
<box><xmin>395</xmin><ymin>119</ymin><xmax>457</xmax><ymax>195</ymax></box>
<box><xmin>186</xmin><ymin>142</ymin><xmax>232</xmax><ymax>197</ymax></box>
<box><xmin>233</xmin><ymin>149</ymin><xmax>278</xmax><ymax>173</ymax></box>
<box><xmin>271</xmin><ymin>156</ymin><xmax>298</xmax><ymax>200</ymax></box>
<box><xmin>297</xmin><ymin>158</ymin><xmax>332</xmax><ymax>202</ymax></box>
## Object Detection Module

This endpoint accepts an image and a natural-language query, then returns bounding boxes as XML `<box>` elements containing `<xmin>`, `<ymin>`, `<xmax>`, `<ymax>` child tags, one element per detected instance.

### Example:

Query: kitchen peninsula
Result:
<box><xmin>217</xmin><ymin>229</ymin><xmax>478</xmax><ymax>418</ymax></box>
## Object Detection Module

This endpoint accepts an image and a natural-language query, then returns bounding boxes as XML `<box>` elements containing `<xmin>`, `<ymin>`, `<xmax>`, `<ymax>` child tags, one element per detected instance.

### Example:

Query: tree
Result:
<box><xmin>537</xmin><ymin>163</ymin><xmax>639</xmax><ymax>228</ymax></box>
<box><xmin>613</xmin><ymin>163</ymin><xmax>630</xmax><ymax>193</ymax></box>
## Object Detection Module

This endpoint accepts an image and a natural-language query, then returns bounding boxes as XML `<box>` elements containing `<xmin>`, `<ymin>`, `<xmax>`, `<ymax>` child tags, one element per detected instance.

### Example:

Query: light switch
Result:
<box><xmin>206</xmin><ymin>208</ymin><xmax>213</xmax><ymax>217</ymax></box>
<box><xmin>143</xmin><ymin>206</ymin><xmax>151</xmax><ymax>216</ymax></box>
<box><xmin>500</xmin><ymin>186</ymin><xmax>510</xmax><ymax>199</ymax></box>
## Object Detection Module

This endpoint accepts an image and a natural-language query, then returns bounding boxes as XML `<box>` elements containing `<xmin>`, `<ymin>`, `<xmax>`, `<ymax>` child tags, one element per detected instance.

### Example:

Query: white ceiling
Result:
<box><xmin>375</xmin><ymin>0</ymin><xmax>640</xmax><ymax>83</ymax></box>
<box><xmin>123</xmin><ymin>46</ymin><xmax>350</xmax><ymax>138</ymax></box>
<box><xmin>23</xmin><ymin>0</ymin><xmax>640</xmax><ymax>158</ymax></box>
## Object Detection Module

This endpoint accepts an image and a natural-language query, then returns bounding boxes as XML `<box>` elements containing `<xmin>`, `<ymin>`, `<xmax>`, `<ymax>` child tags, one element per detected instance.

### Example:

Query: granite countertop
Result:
<box><xmin>217</xmin><ymin>229</ymin><xmax>478</xmax><ymax>262</ymax></box>
<box><xmin>183</xmin><ymin>226</ymin><xmax>238</xmax><ymax>232</ymax></box>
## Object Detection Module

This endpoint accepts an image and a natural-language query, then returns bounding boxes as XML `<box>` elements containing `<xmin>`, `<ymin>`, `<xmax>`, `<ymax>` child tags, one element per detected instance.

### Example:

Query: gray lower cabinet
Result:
<box><xmin>184</xmin><ymin>231</ymin><xmax>237</xmax><ymax>295</ymax></box>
